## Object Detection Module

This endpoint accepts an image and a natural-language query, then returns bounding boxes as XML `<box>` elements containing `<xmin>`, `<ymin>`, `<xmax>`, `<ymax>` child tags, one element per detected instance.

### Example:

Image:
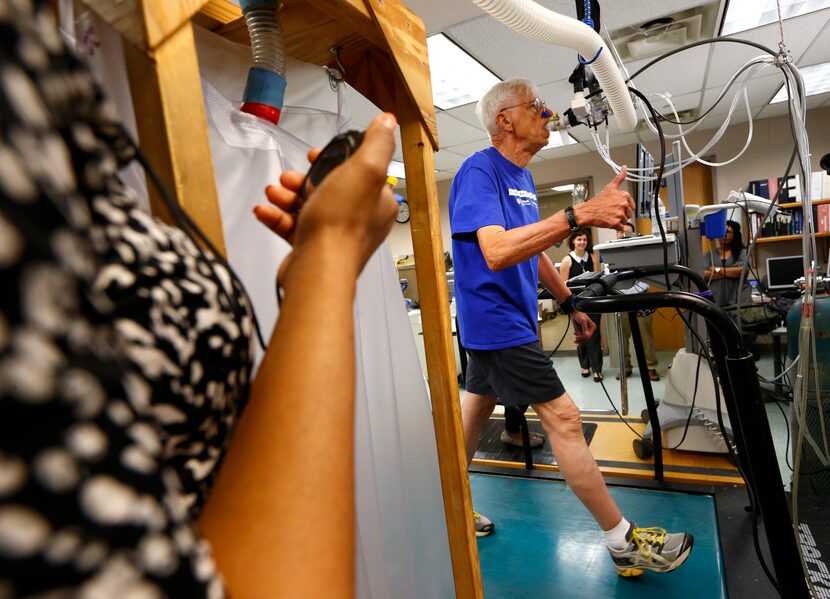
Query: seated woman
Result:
<box><xmin>703</xmin><ymin>220</ymin><xmax>753</xmax><ymax>307</ymax></box>
<box><xmin>0</xmin><ymin>3</ymin><xmax>398</xmax><ymax>597</ymax></box>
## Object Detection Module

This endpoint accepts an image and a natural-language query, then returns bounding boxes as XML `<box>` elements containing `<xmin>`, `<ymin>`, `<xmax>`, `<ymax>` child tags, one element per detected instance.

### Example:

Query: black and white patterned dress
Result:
<box><xmin>1</xmin><ymin>2</ymin><xmax>254</xmax><ymax>597</ymax></box>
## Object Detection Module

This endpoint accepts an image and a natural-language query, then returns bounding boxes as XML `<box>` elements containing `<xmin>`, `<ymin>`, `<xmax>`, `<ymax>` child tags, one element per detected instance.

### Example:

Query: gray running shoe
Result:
<box><xmin>608</xmin><ymin>523</ymin><xmax>694</xmax><ymax>576</ymax></box>
<box><xmin>473</xmin><ymin>511</ymin><xmax>494</xmax><ymax>537</ymax></box>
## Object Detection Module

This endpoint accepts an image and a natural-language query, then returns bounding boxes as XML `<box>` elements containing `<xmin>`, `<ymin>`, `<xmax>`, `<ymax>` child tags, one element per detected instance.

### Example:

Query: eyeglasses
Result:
<box><xmin>297</xmin><ymin>129</ymin><xmax>365</xmax><ymax>206</ymax></box>
<box><xmin>499</xmin><ymin>98</ymin><xmax>548</xmax><ymax>116</ymax></box>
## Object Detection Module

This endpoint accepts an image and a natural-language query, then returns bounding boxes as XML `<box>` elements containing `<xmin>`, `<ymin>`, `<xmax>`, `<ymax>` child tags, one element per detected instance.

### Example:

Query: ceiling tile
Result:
<box><xmin>403</xmin><ymin>0</ymin><xmax>484</xmax><ymax>34</ymax></box>
<box><xmin>798</xmin><ymin>19</ymin><xmax>830</xmax><ymax>66</ymax></box>
<box><xmin>706</xmin><ymin>11</ymin><xmax>830</xmax><ymax>89</ymax></box>
<box><xmin>699</xmin><ymin>73</ymin><xmax>784</xmax><ymax>117</ymax></box>
<box><xmin>436</xmin><ymin>112</ymin><xmax>492</xmax><ymax>147</ymax></box>
<box><xmin>645</xmin><ymin>89</ymin><xmax>703</xmax><ymax>114</ymax></box>
<box><xmin>446</xmin><ymin>18</ymin><xmax>580</xmax><ymax>85</ymax></box>
<box><xmin>536</xmin><ymin>78</ymin><xmax>580</xmax><ymax>116</ymax></box>
<box><xmin>756</xmin><ymin>92</ymin><xmax>830</xmax><ymax>119</ymax></box>
<box><xmin>445</xmin><ymin>103</ymin><xmax>485</xmax><ymax>129</ymax></box>
<box><xmin>625</xmin><ymin>45</ymin><xmax>711</xmax><ymax>96</ymax></box>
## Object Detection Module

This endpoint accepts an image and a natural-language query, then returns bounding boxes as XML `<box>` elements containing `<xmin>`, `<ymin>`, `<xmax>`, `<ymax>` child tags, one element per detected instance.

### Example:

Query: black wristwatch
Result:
<box><xmin>564</xmin><ymin>206</ymin><xmax>580</xmax><ymax>231</ymax></box>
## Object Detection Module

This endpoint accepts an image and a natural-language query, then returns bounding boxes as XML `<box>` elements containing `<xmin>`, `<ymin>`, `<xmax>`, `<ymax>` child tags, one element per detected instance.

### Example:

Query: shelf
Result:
<box><xmin>757</xmin><ymin>232</ymin><xmax>830</xmax><ymax>243</ymax></box>
<box><xmin>777</xmin><ymin>198</ymin><xmax>830</xmax><ymax>209</ymax></box>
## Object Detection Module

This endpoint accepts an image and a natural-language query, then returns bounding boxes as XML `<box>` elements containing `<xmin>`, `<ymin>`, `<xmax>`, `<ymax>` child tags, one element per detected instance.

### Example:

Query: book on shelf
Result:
<box><xmin>819</xmin><ymin>204</ymin><xmax>830</xmax><ymax>233</ymax></box>
<box><xmin>747</xmin><ymin>173</ymin><xmax>830</xmax><ymax>204</ymax></box>
<box><xmin>747</xmin><ymin>178</ymin><xmax>770</xmax><ymax>199</ymax></box>
<box><xmin>812</xmin><ymin>172</ymin><xmax>824</xmax><ymax>201</ymax></box>
<box><xmin>778</xmin><ymin>175</ymin><xmax>801</xmax><ymax>203</ymax></box>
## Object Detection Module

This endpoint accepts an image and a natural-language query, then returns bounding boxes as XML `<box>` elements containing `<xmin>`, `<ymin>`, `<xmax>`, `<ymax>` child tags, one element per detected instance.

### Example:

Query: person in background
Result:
<box><xmin>703</xmin><ymin>220</ymin><xmax>752</xmax><ymax>307</ymax></box>
<box><xmin>449</xmin><ymin>77</ymin><xmax>694</xmax><ymax>575</ymax></box>
<box><xmin>559</xmin><ymin>228</ymin><xmax>603</xmax><ymax>382</ymax></box>
<box><xmin>614</xmin><ymin>222</ymin><xmax>660</xmax><ymax>382</ymax></box>
<box><xmin>0</xmin><ymin>3</ymin><xmax>398</xmax><ymax>596</ymax></box>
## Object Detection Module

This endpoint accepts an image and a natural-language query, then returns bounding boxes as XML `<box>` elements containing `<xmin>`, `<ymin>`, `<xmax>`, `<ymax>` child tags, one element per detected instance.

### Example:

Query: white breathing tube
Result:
<box><xmin>469</xmin><ymin>0</ymin><xmax>638</xmax><ymax>131</ymax></box>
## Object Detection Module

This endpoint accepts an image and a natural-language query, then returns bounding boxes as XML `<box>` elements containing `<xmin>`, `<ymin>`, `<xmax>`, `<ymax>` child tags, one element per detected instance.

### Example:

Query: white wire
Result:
<box><xmin>758</xmin><ymin>354</ymin><xmax>800</xmax><ymax>383</ymax></box>
<box><xmin>591</xmin><ymin>57</ymin><xmax>779</xmax><ymax>183</ymax></box>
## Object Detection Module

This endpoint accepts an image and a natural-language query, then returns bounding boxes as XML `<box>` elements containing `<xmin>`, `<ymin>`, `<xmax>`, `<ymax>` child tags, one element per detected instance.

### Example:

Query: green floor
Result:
<box><xmin>471</xmin><ymin>473</ymin><xmax>727</xmax><ymax>599</ymax></box>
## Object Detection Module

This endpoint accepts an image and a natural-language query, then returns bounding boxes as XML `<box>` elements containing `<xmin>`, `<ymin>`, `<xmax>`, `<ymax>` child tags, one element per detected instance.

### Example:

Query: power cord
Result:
<box><xmin>597</xmin><ymin>378</ymin><xmax>644</xmax><ymax>440</ymax></box>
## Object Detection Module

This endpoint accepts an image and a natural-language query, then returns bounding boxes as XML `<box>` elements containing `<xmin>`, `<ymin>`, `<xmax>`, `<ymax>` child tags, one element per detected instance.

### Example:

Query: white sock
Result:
<box><xmin>603</xmin><ymin>517</ymin><xmax>631</xmax><ymax>550</ymax></box>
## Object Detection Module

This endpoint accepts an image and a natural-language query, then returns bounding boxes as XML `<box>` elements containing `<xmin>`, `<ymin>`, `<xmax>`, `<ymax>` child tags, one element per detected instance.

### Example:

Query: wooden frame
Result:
<box><xmin>80</xmin><ymin>0</ymin><xmax>481</xmax><ymax>596</ymax></box>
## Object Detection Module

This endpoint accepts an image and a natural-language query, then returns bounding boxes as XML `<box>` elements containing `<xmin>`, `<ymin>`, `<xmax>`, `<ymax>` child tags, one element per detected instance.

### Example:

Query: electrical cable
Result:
<box><xmin>666</xmin><ymin>352</ymin><xmax>703</xmax><ymax>450</ymax></box>
<box><xmin>773</xmin><ymin>400</ymin><xmax>793</xmax><ymax>473</ymax></box>
<box><xmin>577</xmin><ymin>26</ymin><xmax>812</xmax><ymax>593</ymax></box>
<box><xmin>597</xmin><ymin>378</ymin><xmax>644</xmax><ymax>440</ymax></box>
<box><xmin>545</xmin><ymin>315</ymin><xmax>571</xmax><ymax>358</ymax></box>
<box><xmin>625</xmin><ymin>86</ymin><xmax>784</xmax><ymax>594</ymax></box>
<box><xmin>646</xmin><ymin>58</ymin><xmax>772</xmax><ymax>127</ymax></box>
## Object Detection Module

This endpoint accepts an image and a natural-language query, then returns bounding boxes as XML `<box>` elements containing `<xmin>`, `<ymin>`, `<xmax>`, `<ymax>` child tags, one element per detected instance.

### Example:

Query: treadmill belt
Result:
<box><xmin>471</xmin><ymin>473</ymin><xmax>726</xmax><ymax>599</ymax></box>
<box><xmin>474</xmin><ymin>417</ymin><xmax>597</xmax><ymax>465</ymax></box>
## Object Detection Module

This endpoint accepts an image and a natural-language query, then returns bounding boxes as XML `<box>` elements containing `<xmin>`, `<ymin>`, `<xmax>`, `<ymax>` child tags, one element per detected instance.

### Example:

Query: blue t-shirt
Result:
<box><xmin>449</xmin><ymin>147</ymin><xmax>540</xmax><ymax>350</ymax></box>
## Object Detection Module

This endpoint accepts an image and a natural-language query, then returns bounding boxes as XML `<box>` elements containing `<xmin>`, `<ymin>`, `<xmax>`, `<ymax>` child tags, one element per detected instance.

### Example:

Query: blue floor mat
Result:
<box><xmin>471</xmin><ymin>473</ymin><xmax>726</xmax><ymax>599</ymax></box>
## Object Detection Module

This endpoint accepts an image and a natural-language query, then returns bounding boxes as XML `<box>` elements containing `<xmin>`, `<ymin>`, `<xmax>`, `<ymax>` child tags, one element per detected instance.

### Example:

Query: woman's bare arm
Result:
<box><xmin>199</xmin><ymin>114</ymin><xmax>399</xmax><ymax>599</ymax></box>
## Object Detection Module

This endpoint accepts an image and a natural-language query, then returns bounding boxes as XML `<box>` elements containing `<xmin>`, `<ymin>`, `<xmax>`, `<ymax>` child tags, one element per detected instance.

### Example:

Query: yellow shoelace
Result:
<box><xmin>631</xmin><ymin>527</ymin><xmax>667</xmax><ymax>558</ymax></box>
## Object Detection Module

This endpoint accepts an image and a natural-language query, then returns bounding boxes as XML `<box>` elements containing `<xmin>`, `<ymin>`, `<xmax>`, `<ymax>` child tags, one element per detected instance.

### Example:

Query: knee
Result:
<box><xmin>552</xmin><ymin>402</ymin><xmax>583</xmax><ymax>438</ymax></box>
<box><xmin>462</xmin><ymin>393</ymin><xmax>496</xmax><ymax>419</ymax></box>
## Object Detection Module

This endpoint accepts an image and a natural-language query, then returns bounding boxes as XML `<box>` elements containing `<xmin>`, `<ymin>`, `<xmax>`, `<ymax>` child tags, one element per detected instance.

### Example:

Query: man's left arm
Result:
<box><xmin>538</xmin><ymin>253</ymin><xmax>595</xmax><ymax>342</ymax></box>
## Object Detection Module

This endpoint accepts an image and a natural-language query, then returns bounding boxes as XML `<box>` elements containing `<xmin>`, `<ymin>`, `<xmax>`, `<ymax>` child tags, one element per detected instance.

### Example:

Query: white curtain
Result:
<box><xmin>60</xmin><ymin>6</ymin><xmax>454</xmax><ymax>598</ymax></box>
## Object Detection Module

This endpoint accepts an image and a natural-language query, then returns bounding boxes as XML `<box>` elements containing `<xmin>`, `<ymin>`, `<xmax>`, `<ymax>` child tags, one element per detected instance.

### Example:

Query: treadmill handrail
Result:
<box><xmin>573</xmin><ymin>291</ymin><xmax>744</xmax><ymax>357</ymax></box>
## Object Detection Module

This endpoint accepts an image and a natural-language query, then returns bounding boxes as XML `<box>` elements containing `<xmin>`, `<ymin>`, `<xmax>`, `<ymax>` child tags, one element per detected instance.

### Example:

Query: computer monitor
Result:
<box><xmin>635</xmin><ymin>144</ymin><xmax>656</xmax><ymax>219</ymax></box>
<box><xmin>766</xmin><ymin>255</ymin><xmax>804</xmax><ymax>290</ymax></box>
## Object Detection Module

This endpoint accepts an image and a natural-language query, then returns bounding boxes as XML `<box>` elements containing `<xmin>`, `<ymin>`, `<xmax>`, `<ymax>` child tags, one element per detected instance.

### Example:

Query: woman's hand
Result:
<box><xmin>254</xmin><ymin>113</ymin><xmax>400</xmax><ymax>284</ymax></box>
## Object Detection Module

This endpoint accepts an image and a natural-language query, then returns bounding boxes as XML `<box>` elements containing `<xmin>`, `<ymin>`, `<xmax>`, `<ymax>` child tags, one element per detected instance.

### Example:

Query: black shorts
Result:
<box><xmin>465</xmin><ymin>341</ymin><xmax>566</xmax><ymax>407</ymax></box>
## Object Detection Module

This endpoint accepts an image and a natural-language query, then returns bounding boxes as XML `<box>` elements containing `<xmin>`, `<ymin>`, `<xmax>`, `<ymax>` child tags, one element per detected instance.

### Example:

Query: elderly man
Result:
<box><xmin>449</xmin><ymin>78</ymin><xmax>693</xmax><ymax>576</ymax></box>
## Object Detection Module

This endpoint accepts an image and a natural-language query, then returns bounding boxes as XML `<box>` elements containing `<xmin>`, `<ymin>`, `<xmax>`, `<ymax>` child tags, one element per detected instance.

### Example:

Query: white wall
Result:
<box><xmin>389</xmin><ymin>106</ymin><xmax>830</xmax><ymax>267</ymax></box>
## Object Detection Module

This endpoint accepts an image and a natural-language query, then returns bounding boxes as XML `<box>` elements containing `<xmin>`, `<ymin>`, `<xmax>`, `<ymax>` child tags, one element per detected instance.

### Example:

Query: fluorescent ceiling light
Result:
<box><xmin>541</xmin><ymin>132</ymin><xmax>578</xmax><ymax>151</ymax></box>
<box><xmin>427</xmin><ymin>34</ymin><xmax>501</xmax><ymax>110</ymax></box>
<box><xmin>388</xmin><ymin>160</ymin><xmax>406</xmax><ymax>179</ymax></box>
<box><xmin>770</xmin><ymin>60</ymin><xmax>830</xmax><ymax>103</ymax></box>
<box><xmin>722</xmin><ymin>0</ymin><xmax>830</xmax><ymax>35</ymax></box>
<box><xmin>552</xmin><ymin>184</ymin><xmax>575</xmax><ymax>192</ymax></box>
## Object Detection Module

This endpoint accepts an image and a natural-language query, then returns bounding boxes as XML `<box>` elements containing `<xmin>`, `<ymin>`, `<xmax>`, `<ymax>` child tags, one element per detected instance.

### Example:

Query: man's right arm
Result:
<box><xmin>477</xmin><ymin>166</ymin><xmax>635</xmax><ymax>271</ymax></box>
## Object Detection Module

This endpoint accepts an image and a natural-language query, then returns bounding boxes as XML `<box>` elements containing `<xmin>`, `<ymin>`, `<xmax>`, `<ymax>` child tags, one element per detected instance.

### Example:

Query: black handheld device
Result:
<box><xmin>296</xmin><ymin>129</ymin><xmax>364</xmax><ymax>205</ymax></box>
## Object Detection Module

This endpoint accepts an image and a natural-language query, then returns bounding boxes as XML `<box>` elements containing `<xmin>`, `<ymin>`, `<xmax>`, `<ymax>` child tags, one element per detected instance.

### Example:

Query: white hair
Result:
<box><xmin>475</xmin><ymin>78</ymin><xmax>539</xmax><ymax>137</ymax></box>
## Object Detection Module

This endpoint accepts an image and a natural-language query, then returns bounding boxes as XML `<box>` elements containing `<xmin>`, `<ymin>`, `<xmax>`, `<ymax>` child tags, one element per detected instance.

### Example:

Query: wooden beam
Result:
<box><xmin>196</xmin><ymin>0</ymin><xmax>378</xmax><ymax>68</ymax></box>
<box><xmin>340</xmin><ymin>48</ymin><xmax>400</xmax><ymax>115</ymax></box>
<box><xmin>122</xmin><ymin>22</ymin><xmax>227</xmax><ymax>256</ymax></box>
<box><xmin>194</xmin><ymin>0</ymin><xmax>242</xmax><ymax>30</ymax></box>
<box><xmin>82</xmin><ymin>0</ymin><xmax>209</xmax><ymax>50</ymax></box>
<box><xmin>398</xmin><ymin>103</ymin><xmax>483</xmax><ymax>599</ymax></box>
<box><xmin>362</xmin><ymin>0</ymin><xmax>438</xmax><ymax>149</ymax></box>
<box><xmin>81</xmin><ymin>0</ymin><xmax>145</xmax><ymax>49</ymax></box>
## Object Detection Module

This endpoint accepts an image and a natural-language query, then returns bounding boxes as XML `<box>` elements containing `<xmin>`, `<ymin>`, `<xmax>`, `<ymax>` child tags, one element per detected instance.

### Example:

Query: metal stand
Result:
<box><xmin>629</xmin><ymin>311</ymin><xmax>663</xmax><ymax>481</ymax></box>
<box><xmin>615</xmin><ymin>312</ymin><xmax>629</xmax><ymax>416</ymax></box>
<box><xmin>573</xmin><ymin>266</ymin><xmax>810</xmax><ymax>599</ymax></box>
